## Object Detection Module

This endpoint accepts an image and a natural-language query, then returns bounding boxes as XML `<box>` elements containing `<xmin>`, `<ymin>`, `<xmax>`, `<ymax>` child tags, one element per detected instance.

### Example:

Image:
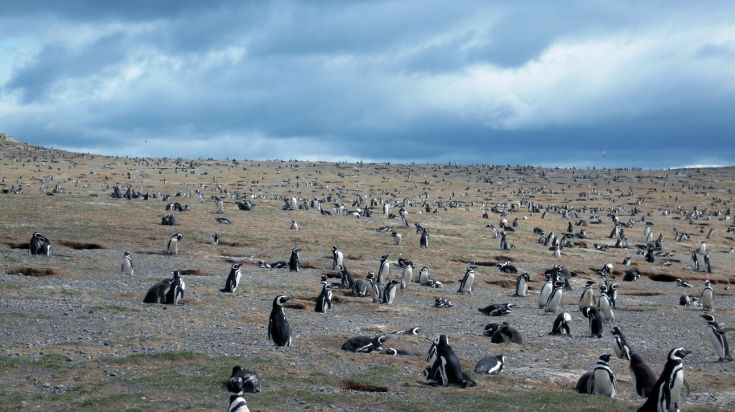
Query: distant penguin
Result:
<box><xmin>341</xmin><ymin>335</ymin><xmax>388</xmax><ymax>353</ymax></box>
<box><xmin>400</xmin><ymin>261</ymin><xmax>414</xmax><ymax>289</ymax></box>
<box><xmin>420</xmin><ymin>228</ymin><xmax>430</xmax><ymax>248</ymax></box>
<box><xmin>474</xmin><ymin>354</ymin><xmax>505</xmax><ymax>375</ymax></box>
<box><xmin>553</xmin><ymin>245</ymin><xmax>561</xmax><ymax>257</ymax></box>
<box><xmin>583</xmin><ymin>307</ymin><xmax>604</xmax><ymax>338</ymax></box>
<box><xmin>702</xmin><ymin>280</ymin><xmax>714</xmax><ymax>311</ymax></box>
<box><xmin>144</xmin><ymin>271</ymin><xmax>184</xmax><ymax>304</ymax></box>
<box><xmin>608</xmin><ymin>283</ymin><xmax>618</xmax><ymax>309</ymax></box>
<box><xmin>392</xmin><ymin>231</ymin><xmax>402</xmax><ymax>245</ymax></box>
<box><xmin>166</xmin><ymin>271</ymin><xmax>185</xmax><ymax>304</ymax></box>
<box><xmin>698</xmin><ymin>241</ymin><xmax>707</xmax><ymax>255</ymax></box>
<box><xmin>549</xmin><ymin>312</ymin><xmax>572</xmax><ymax>335</ymax></box>
<box><xmin>419</xmin><ymin>266</ymin><xmax>432</xmax><ymax>286</ymax></box>
<box><xmin>383</xmin><ymin>279</ymin><xmax>399</xmax><ymax>304</ymax></box>
<box><xmin>367</xmin><ymin>272</ymin><xmax>381</xmax><ymax>303</ymax></box>
<box><xmin>538</xmin><ymin>274</ymin><xmax>554</xmax><ymax>309</ymax></box>
<box><xmin>623</xmin><ymin>256</ymin><xmax>631</xmax><ymax>266</ymax></box>
<box><xmin>268</xmin><ymin>294</ymin><xmax>291</xmax><ymax>347</ymax></box>
<box><xmin>121</xmin><ymin>251</ymin><xmax>134</xmax><ymax>276</ymax></box>
<box><xmin>611</xmin><ymin>326</ymin><xmax>631</xmax><ymax>360</ymax></box>
<box><xmin>638</xmin><ymin>347</ymin><xmax>691</xmax><ymax>412</ymax></box>
<box><xmin>544</xmin><ymin>281</ymin><xmax>564</xmax><ymax>314</ymax></box>
<box><xmin>704</xmin><ymin>254</ymin><xmax>712</xmax><ymax>273</ymax></box>
<box><xmin>588</xmin><ymin>354</ymin><xmax>618</xmax><ymax>397</ymax></box>
<box><xmin>598</xmin><ymin>291</ymin><xmax>615</xmax><ymax>322</ymax></box>
<box><xmin>290</xmin><ymin>219</ymin><xmax>299</xmax><ymax>230</ymax></box>
<box><xmin>288</xmin><ymin>248</ymin><xmax>301</xmax><ymax>272</ymax></box>
<box><xmin>490</xmin><ymin>322</ymin><xmax>523</xmax><ymax>344</ymax></box>
<box><xmin>30</xmin><ymin>232</ymin><xmax>52</xmax><ymax>255</ymax></box>
<box><xmin>209</xmin><ymin>232</ymin><xmax>220</xmax><ymax>245</ymax></box>
<box><xmin>623</xmin><ymin>268</ymin><xmax>640</xmax><ymax>281</ymax></box>
<box><xmin>701</xmin><ymin>314</ymin><xmax>732</xmax><ymax>362</ymax></box>
<box><xmin>352</xmin><ymin>278</ymin><xmax>368</xmax><ymax>297</ymax></box>
<box><xmin>377</xmin><ymin>254</ymin><xmax>390</xmax><ymax>284</ymax></box>
<box><xmin>644</xmin><ymin>246</ymin><xmax>654</xmax><ymax>263</ymax></box>
<box><xmin>423</xmin><ymin>334</ymin><xmax>476</xmax><ymax>388</ymax></box>
<box><xmin>629</xmin><ymin>352</ymin><xmax>657</xmax><ymax>398</ymax></box>
<box><xmin>215</xmin><ymin>197</ymin><xmax>224</xmax><ymax>214</ymax></box>
<box><xmin>457</xmin><ymin>264</ymin><xmax>476</xmax><ymax>295</ymax></box>
<box><xmin>579</xmin><ymin>280</ymin><xmax>597</xmax><ymax>311</ymax></box>
<box><xmin>315</xmin><ymin>283</ymin><xmax>333</xmax><ymax>313</ymax></box>
<box><xmin>478</xmin><ymin>303</ymin><xmax>516</xmax><ymax>316</ymax></box>
<box><xmin>220</xmin><ymin>264</ymin><xmax>243</xmax><ymax>293</ymax></box>
<box><xmin>332</xmin><ymin>245</ymin><xmax>343</xmax><ymax>270</ymax></box>
<box><xmin>226</xmin><ymin>365</ymin><xmax>261</xmax><ymax>394</ymax></box>
<box><xmin>167</xmin><ymin>233</ymin><xmax>183</xmax><ymax>255</ymax></box>
<box><xmin>513</xmin><ymin>273</ymin><xmax>530</xmax><ymax>297</ymax></box>
<box><xmin>691</xmin><ymin>252</ymin><xmax>700</xmax><ymax>271</ymax></box>
<box><xmin>339</xmin><ymin>264</ymin><xmax>355</xmax><ymax>289</ymax></box>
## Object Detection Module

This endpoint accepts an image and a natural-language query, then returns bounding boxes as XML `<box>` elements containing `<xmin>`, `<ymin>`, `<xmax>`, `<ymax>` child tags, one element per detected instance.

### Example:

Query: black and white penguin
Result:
<box><xmin>332</xmin><ymin>245</ymin><xmax>343</xmax><ymax>270</ymax></box>
<box><xmin>220</xmin><ymin>263</ymin><xmax>243</xmax><ymax>293</ymax></box>
<box><xmin>611</xmin><ymin>326</ymin><xmax>631</xmax><ymax>360</ymax></box>
<box><xmin>598</xmin><ymin>290</ymin><xmax>614</xmax><ymax>322</ymax></box>
<box><xmin>587</xmin><ymin>354</ymin><xmax>618</xmax><ymax>397</ymax></box>
<box><xmin>315</xmin><ymin>283</ymin><xmax>333</xmax><ymax>313</ymax></box>
<box><xmin>121</xmin><ymin>251</ymin><xmax>134</xmax><ymax>276</ymax></box>
<box><xmin>483</xmin><ymin>323</ymin><xmax>503</xmax><ymax>337</ymax></box>
<box><xmin>143</xmin><ymin>271</ymin><xmax>184</xmax><ymax>304</ymax></box>
<box><xmin>474</xmin><ymin>354</ymin><xmax>505</xmax><ymax>375</ymax></box>
<box><xmin>582</xmin><ymin>306</ymin><xmax>604</xmax><ymax>338</ymax></box>
<box><xmin>392</xmin><ymin>326</ymin><xmax>421</xmax><ymax>335</ymax></box>
<box><xmin>638</xmin><ymin>347</ymin><xmax>691</xmax><ymax>412</ymax></box>
<box><xmin>339</xmin><ymin>265</ymin><xmax>355</xmax><ymax>289</ymax></box>
<box><xmin>691</xmin><ymin>252</ymin><xmax>700</xmax><ymax>271</ymax></box>
<box><xmin>226</xmin><ymin>394</ymin><xmax>250</xmax><ymax>412</ymax></box>
<box><xmin>623</xmin><ymin>256</ymin><xmax>632</xmax><ymax>266</ymax></box>
<box><xmin>701</xmin><ymin>280</ymin><xmax>714</xmax><ymax>311</ymax></box>
<box><xmin>423</xmin><ymin>334</ymin><xmax>476</xmax><ymax>388</ymax></box>
<box><xmin>29</xmin><ymin>232</ymin><xmax>52</xmax><ymax>255</ymax></box>
<box><xmin>268</xmin><ymin>294</ymin><xmax>291</xmax><ymax>347</ymax></box>
<box><xmin>166</xmin><ymin>233</ymin><xmax>183</xmax><ymax>255</ymax></box>
<box><xmin>549</xmin><ymin>312</ymin><xmax>572</xmax><ymax>335</ymax></box>
<box><xmin>608</xmin><ymin>283</ymin><xmax>618</xmax><ymax>309</ymax></box>
<box><xmin>489</xmin><ymin>322</ymin><xmax>523</xmax><ymax>344</ymax></box>
<box><xmin>209</xmin><ymin>232</ymin><xmax>220</xmax><ymax>245</ymax></box>
<box><xmin>538</xmin><ymin>274</ymin><xmax>554</xmax><ymax>309</ymax></box>
<box><xmin>579</xmin><ymin>280</ymin><xmax>597</xmax><ymax>311</ymax></box>
<box><xmin>513</xmin><ymin>273</ymin><xmax>530</xmax><ymax>297</ymax></box>
<box><xmin>703</xmin><ymin>254</ymin><xmax>712</xmax><ymax>273</ymax></box>
<box><xmin>366</xmin><ymin>272</ymin><xmax>381</xmax><ymax>303</ymax></box>
<box><xmin>701</xmin><ymin>314</ymin><xmax>732</xmax><ymax>362</ymax></box>
<box><xmin>383</xmin><ymin>279</ymin><xmax>400</xmax><ymax>304</ymax></box>
<box><xmin>352</xmin><ymin>278</ymin><xmax>368</xmax><ymax>297</ymax></box>
<box><xmin>419</xmin><ymin>227</ymin><xmax>430</xmax><ymax>248</ymax></box>
<box><xmin>167</xmin><ymin>271</ymin><xmax>185</xmax><ymax>304</ymax></box>
<box><xmin>400</xmin><ymin>261</ymin><xmax>414</xmax><ymax>289</ymax></box>
<box><xmin>226</xmin><ymin>365</ymin><xmax>261</xmax><ymax>394</ymax></box>
<box><xmin>419</xmin><ymin>266</ymin><xmax>432</xmax><ymax>286</ymax></box>
<box><xmin>434</xmin><ymin>297</ymin><xmax>454</xmax><ymax>308</ymax></box>
<box><xmin>457</xmin><ymin>264</ymin><xmax>476</xmax><ymax>295</ymax></box>
<box><xmin>623</xmin><ymin>268</ymin><xmax>640</xmax><ymax>282</ymax></box>
<box><xmin>544</xmin><ymin>281</ymin><xmax>564</xmax><ymax>314</ymax></box>
<box><xmin>629</xmin><ymin>352</ymin><xmax>657</xmax><ymax>398</ymax></box>
<box><xmin>676</xmin><ymin>278</ymin><xmax>693</xmax><ymax>288</ymax></box>
<box><xmin>341</xmin><ymin>335</ymin><xmax>388</xmax><ymax>353</ymax></box>
<box><xmin>377</xmin><ymin>254</ymin><xmax>390</xmax><ymax>285</ymax></box>
<box><xmin>478</xmin><ymin>303</ymin><xmax>516</xmax><ymax>316</ymax></box>
<box><xmin>288</xmin><ymin>248</ymin><xmax>301</xmax><ymax>272</ymax></box>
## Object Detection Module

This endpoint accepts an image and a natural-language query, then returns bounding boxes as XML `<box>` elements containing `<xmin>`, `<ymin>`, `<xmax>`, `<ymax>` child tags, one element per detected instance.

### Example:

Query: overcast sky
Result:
<box><xmin>1</xmin><ymin>1</ymin><xmax>734</xmax><ymax>168</ymax></box>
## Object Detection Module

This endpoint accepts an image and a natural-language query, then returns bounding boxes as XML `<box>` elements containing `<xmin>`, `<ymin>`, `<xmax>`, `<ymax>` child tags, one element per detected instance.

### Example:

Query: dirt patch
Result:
<box><xmin>485</xmin><ymin>279</ymin><xmax>515</xmax><ymax>288</ymax></box>
<box><xmin>10</xmin><ymin>267</ymin><xmax>58</xmax><ymax>276</ymax></box>
<box><xmin>4</xmin><ymin>241</ymin><xmax>30</xmax><ymax>249</ymax></box>
<box><xmin>341</xmin><ymin>380</ymin><xmax>389</xmax><ymax>392</ymax></box>
<box><xmin>646</xmin><ymin>273</ymin><xmax>678</xmax><ymax>282</ymax></box>
<box><xmin>58</xmin><ymin>240</ymin><xmax>105</xmax><ymax>250</ymax></box>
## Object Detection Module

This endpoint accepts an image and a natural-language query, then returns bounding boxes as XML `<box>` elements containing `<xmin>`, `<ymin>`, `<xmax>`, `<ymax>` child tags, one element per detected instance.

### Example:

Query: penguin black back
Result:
<box><xmin>268</xmin><ymin>294</ymin><xmax>291</xmax><ymax>347</ymax></box>
<box><xmin>629</xmin><ymin>352</ymin><xmax>656</xmax><ymax>398</ymax></box>
<box><xmin>288</xmin><ymin>248</ymin><xmax>301</xmax><ymax>272</ymax></box>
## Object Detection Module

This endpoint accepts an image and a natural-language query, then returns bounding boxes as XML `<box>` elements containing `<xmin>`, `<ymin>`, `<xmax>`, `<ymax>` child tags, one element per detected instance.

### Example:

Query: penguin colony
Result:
<box><xmin>6</xmin><ymin>145</ymin><xmax>735</xmax><ymax>411</ymax></box>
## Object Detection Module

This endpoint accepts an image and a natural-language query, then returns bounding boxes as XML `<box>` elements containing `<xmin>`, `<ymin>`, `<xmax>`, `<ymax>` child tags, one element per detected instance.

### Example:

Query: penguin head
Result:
<box><xmin>611</xmin><ymin>326</ymin><xmax>621</xmax><ymax>336</ymax></box>
<box><xmin>521</xmin><ymin>273</ymin><xmax>530</xmax><ymax>281</ymax></box>
<box><xmin>366</xmin><ymin>272</ymin><xmax>375</xmax><ymax>280</ymax></box>
<box><xmin>176</xmin><ymin>233</ymin><xmax>183</xmax><ymax>240</ymax></box>
<box><xmin>274</xmin><ymin>294</ymin><xmax>289</xmax><ymax>306</ymax></box>
<box><xmin>585</xmin><ymin>280</ymin><xmax>596</xmax><ymax>287</ymax></box>
<box><xmin>598</xmin><ymin>353</ymin><xmax>612</xmax><ymax>363</ymax></box>
<box><xmin>700</xmin><ymin>314</ymin><xmax>716</xmax><ymax>323</ymax></box>
<box><xmin>375</xmin><ymin>335</ymin><xmax>389</xmax><ymax>345</ymax></box>
<box><xmin>124</xmin><ymin>251</ymin><xmax>131</xmax><ymax>257</ymax></box>
<box><xmin>704</xmin><ymin>280</ymin><xmax>711</xmax><ymax>286</ymax></box>
<box><xmin>381</xmin><ymin>254</ymin><xmax>389</xmax><ymax>261</ymax></box>
<box><xmin>292</xmin><ymin>248</ymin><xmax>301</xmax><ymax>254</ymax></box>
<box><xmin>332</xmin><ymin>245</ymin><xmax>337</xmax><ymax>251</ymax></box>
<box><xmin>669</xmin><ymin>347</ymin><xmax>691</xmax><ymax>361</ymax></box>
<box><xmin>232</xmin><ymin>263</ymin><xmax>241</xmax><ymax>270</ymax></box>
<box><xmin>433</xmin><ymin>334</ymin><xmax>449</xmax><ymax>346</ymax></box>
<box><xmin>385</xmin><ymin>348</ymin><xmax>398</xmax><ymax>356</ymax></box>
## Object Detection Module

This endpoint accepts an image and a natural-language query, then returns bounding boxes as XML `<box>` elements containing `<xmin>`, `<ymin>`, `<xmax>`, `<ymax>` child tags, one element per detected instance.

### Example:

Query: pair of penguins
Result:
<box><xmin>143</xmin><ymin>271</ymin><xmax>185</xmax><ymax>304</ymax></box>
<box><xmin>577</xmin><ymin>346</ymin><xmax>692</xmax><ymax>412</ymax></box>
<box><xmin>224</xmin><ymin>365</ymin><xmax>260</xmax><ymax>412</ymax></box>
<box><xmin>30</xmin><ymin>232</ymin><xmax>52</xmax><ymax>255</ymax></box>
<box><xmin>423</xmin><ymin>334</ymin><xmax>507</xmax><ymax>387</ymax></box>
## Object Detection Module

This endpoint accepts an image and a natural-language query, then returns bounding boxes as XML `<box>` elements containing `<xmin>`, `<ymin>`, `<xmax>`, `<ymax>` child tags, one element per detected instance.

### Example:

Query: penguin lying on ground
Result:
<box><xmin>341</xmin><ymin>335</ymin><xmax>388</xmax><ymax>353</ymax></box>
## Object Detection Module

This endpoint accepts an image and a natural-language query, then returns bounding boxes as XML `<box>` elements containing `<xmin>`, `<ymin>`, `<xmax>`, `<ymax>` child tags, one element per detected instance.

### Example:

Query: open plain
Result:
<box><xmin>1</xmin><ymin>137</ymin><xmax>734</xmax><ymax>411</ymax></box>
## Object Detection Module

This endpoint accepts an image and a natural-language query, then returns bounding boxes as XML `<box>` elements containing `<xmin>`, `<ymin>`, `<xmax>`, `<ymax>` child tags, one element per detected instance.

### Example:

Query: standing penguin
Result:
<box><xmin>611</xmin><ymin>326</ymin><xmax>631</xmax><ymax>360</ymax></box>
<box><xmin>700</xmin><ymin>314</ymin><xmax>732</xmax><ymax>362</ymax></box>
<box><xmin>588</xmin><ymin>354</ymin><xmax>618</xmax><ymax>397</ymax></box>
<box><xmin>121</xmin><ymin>251</ymin><xmax>134</xmax><ymax>276</ymax></box>
<box><xmin>583</xmin><ymin>306</ymin><xmax>604</xmax><ymax>338</ymax></box>
<box><xmin>513</xmin><ymin>273</ymin><xmax>530</xmax><ymax>297</ymax></box>
<box><xmin>288</xmin><ymin>248</ymin><xmax>301</xmax><ymax>272</ymax></box>
<box><xmin>549</xmin><ymin>312</ymin><xmax>572</xmax><ymax>335</ymax></box>
<box><xmin>367</xmin><ymin>272</ymin><xmax>382</xmax><ymax>303</ymax></box>
<box><xmin>704</xmin><ymin>254</ymin><xmax>712</xmax><ymax>273</ymax></box>
<box><xmin>598</xmin><ymin>290</ymin><xmax>615</xmax><ymax>322</ymax></box>
<box><xmin>332</xmin><ymin>245</ymin><xmax>343</xmax><ymax>270</ymax></box>
<box><xmin>701</xmin><ymin>280</ymin><xmax>714</xmax><ymax>311</ymax></box>
<box><xmin>383</xmin><ymin>279</ymin><xmax>400</xmax><ymax>304</ymax></box>
<box><xmin>290</xmin><ymin>219</ymin><xmax>299</xmax><ymax>230</ymax></box>
<box><xmin>538</xmin><ymin>274</ymin><xmax>554</xmax><ymax>309</ymax></box>
<box><xmin>544</xmin><ymin>281</ymin><xmax>564</xmax><ymax>314</ymax></box>
<box><xmin>420</xmin><ymin>227</ymin><xmax>430</xmax><ymax>248</ymax></box>
<box><xmin>315</xmin><ymin>283</ymin><xmax>333</xmax><ymax>313</ymax></box>
<box><xmin>220</xmin><ymin>263</ymin><xmax>243</xmax><ymax>293</ymax></box>
<box><xmin>457</xmin><ymin>264</ymin><xmax>476</xmax><ymax>295</ymax></box>
<box><xmin>638</xmin><ymin>347</ymin><xmax>691</xmax><ymax>412</ymax></box>
<box><xmin>268</xmin><ymin>294</ymin><xmax>291</xmax><ymax>347</ymax></box>
<box><xmin>167</xmin><ymin>233</ymin><xmax>183</xmax><ymax>255</ymax></box>
<box><xmin>339</xmin><ymin>265</ymin><xmax>356</xmax><ymax>289</ymax></box>
<box><xmin>698</xmin><ymin>241</ymin><xmax>707</xmax><ymax>255</ymax></box>
<box><xmin>419</xmin><ymin>266</ymin><xmax>432</xmax><ymax>286</ymax></box>
<box><xmin>400</xmin><ymin>261</ymin><xmax>414</xmax><ymax>289</ymax></box>
<box><xmin>629</xmin><ymin>352</ymin><xmax>657</xmax><ymax>398</ymax></box>
<box><xmin>423</xmin><ymin>334</ymin><xmax>476</xmax><ymax>388</ymax></box>
<box><xmin>691</xmin><ymin>252</ymin><xmax>700</xmax><ymax>271</ymax></box>
<box><xmin>165</xmin><ymin>271</ymin><xmax>185</xmax><ymax>304</ymax></box>
<box><xmin>377</xmin><ymin>254</ymin><xmax>390</xmax><ymax>285</ymax></box>
<box><xmin>143</xmin><ymin>272</ymin><xmax>183</xmax><ymax>304</ymax></box>
<box><xmin>209</xmin><ymin>232</ymin><xmax>220</xmax><ymax>245</ymax></box>
<box><xmin>608</xmin><ymin>283</ymin><xmax>619</xmax><ymax>309</ymax></box>
<box><xmin>579</xmin><ymin>280</ymin><xmax>597</xmax><ymax>311</ymax></box>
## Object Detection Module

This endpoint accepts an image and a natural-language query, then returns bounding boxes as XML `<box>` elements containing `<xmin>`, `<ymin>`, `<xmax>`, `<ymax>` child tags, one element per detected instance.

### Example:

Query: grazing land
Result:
<box><xmin>1</xmin><ymin>137</ymin><xmax>733</xmax><ymax>411</ymax></box>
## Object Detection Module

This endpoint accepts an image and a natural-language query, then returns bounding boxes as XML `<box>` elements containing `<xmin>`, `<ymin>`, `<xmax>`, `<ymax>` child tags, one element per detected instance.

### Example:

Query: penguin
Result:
<box><xmin>676</xmin><ymin>278</ymin><xmax>693</xmax><ymax>288</ymax></box>
<box><xmin>478</xmin><ymin>303</ymin><xmax>516</xmax><ymax>316</ymax></box>
<box><xmin>611</xmin><ymin>326</ymin><xmax>631</xmax><ymax>360</ymax></box>
<box><xmin>423</xmin><ymin>334</ymin><xmax>476</xmax><ymax>388</ymax></box>
<box><xmin>623</xmin><ymin>256</ymin><xmax>632</xmax><ymax>266</ymax></box>
<box><xmin>483</xmin><ymin>323</ymin><xmax>503</xmax><ymax>337</ymax></box>
<box><xmin>549</xmin><ymin>312</ymin><xmax>572</xmax><ymax>335</ymax></box>
<box><xmin>383</xmin><ymin>279</ymin><xmax>399</xmax><ymax>304</ymax></box>
<box><xmin>215</xmin><ymin>217</ymin><xmax>231</xmax><ymax>224</ymax></box>
<box><xmin>392</xmin><ymin>326</ymin><xmax>421</xmax><ymax>335</ymax></box>
<box><xmin>392</xmin><ymin>231</ymin><xmax>402</xmax><ymax>245</ymax></box>
<box><xmin>490</xmin><ymin>322</ymin><xmax>523</xmax><ymax>344</ymax></box>
<box><xmin>288</xmin><ymin>248</ymin><xmax>301</xmax><ymax>272</ymax></box>
<box><xmin>608</xmin><ymin>283</ymin><xmax>619</xmax><ymax>309</ymax></box>
<box><xmin>700</xmin><ymin>314</ymin><xmax>732</xmax><ymax>362</ymax></box>
<box><xmin>513</xmin><ymin>273</ymin><xmax>530</xmax><ymax>297</ymax></box>
<box><xmin>544</xmin><ymin>281</ymin><xmax>564</xmax><ymax>314</ymax></box>
<box><xmin>698</xmin><ymin>241</ymin><xmax>707</xmax><ymax>255</ymax></box>
<box><xmin>167</xmin><ymin>233</ymin><xmax>183</xmax><ymax>255</ymax></box>
<box><xmin>434</xmin><ymin>297</ymin><xmax>454</xmax><ymax>308</ymax></box>
<box><xmin>220</xmin><ymin>263</ymin><xmax>243</xmax><ymax>293</ymax></box>
<box><xmin>582</xmin><ymin>306</ymin><xmax>604</xmax><ymax>338</ymax></box>
<box><xmin>226</xmin><ymin>365</ymin><xmax>261</xmax><ymax>394</ymax></box>
<box><xmin>538</xmin><ymin>274</ymin><xmax>554</xmax><ymax>309</ymax></box>
<box><xmin>384</xmin><ymin>348</ymin><xmax>414</xmax><ymax>356</ymax></box>
<box><xmin>377</xmin><ymin>254</ymin><xmax>390</xmax><ymax>285</ymax></box>
<box><xmin>588</xmin><ymin>354</ymin><xmax>618</xmax><ymax>397</ymax></box>
<box><xmin>629</xmin><ymin>352</ymin><xmax>657</xmax><ymax>398</ymax></box>
<box><xmin>367</xmin><ymin>272</ymin><xmax>382</xmax><ymax>303</ymax></box>
<box><xmin>227</xmin><ymin>394</ymin><xmax>250</xmax><ymax>412</ymax></box>
<box><xmin>419</xmin><ymin>228</ymin><xmax>430</xmax><ymax>248</ymax></box>
<box><xmin>332</xmin><ymin>245</ymin><xmax>343</xmax><ymax>270</ymax></box>
<box><xmin>638</xmin><ymin>347</ymin><xmax>691</xmax><ymax>412</ymax></box>
<box><xmin>704</xmin><ymin>254</ymin><xmax>712</xmax><ymax>273</ymax></box>
<box><xmin>143</xmin><ymin>277</ymin><xmax>174</xmax><ymax>304</ymax></box>
<box><xmin>457</xmin><ymin>264</ymin><xmax>476</xmax><ymax>295</ymax></box>
<box><xmin>341</xmin><ymin>335</ymin><xmax>388</xmax><ymax>353</ymax></box>
<box><xmin>315</xmin><ymin>283</ymin><xmax>333</xmax><ymax>313</ymax></box>
<box><xmin>419</xmin><ymin>266</ymin><xmax>432</xmax><ymax>286</ymax></box>
<box><xmin>339</xmin><ymin>265</ymin><xmax>355</xmax><ymax>289</ymax></box>
<box><xmin>209</xmin><ymin>232</ymin><xmax>220</xmax><ymax>245</ymax></box>
<box><xmin>121</xmin><ymin>251</ymin><xmax>134</xmax><ymax>276</ymax></box>
<box><xmin>701</xmin><ymin>280</ymin><xmax>714</xmax><ymax>311</ymax></box>
<box><xmin>644</xmin><ymin>246</ymin><xmax>655</xmax><ymax>263</ymax></box>
<box><xmin>290</xmin><ymin>219</ymin><xmax>299</xmax><ymax>230</ymax></box>
<box><xmin>474</xmin><ymin>354</ymin><xmax>505</xmax><ymax>375</ymax></box>
<box><xmin>352</xmin><ymin>278</ymin><xmax>368</xmax><ymax>297</ymax></box>
<box><xmin>267</xmin><ymin>294</ymin><xmax>291</xmax><ymax>347</ymax></box>
<box><xmin>29</xmin><ymin>232</ymin><xmax>52</xmax><ymax>255</ymax></box>
<box><xmin>400</xmin><ymin>261</ymin><xmax>414</xmax><ymax>289</ymax></box>
<box><xmin>166</xmin><ymin>271</ymin><xmax>185</xmax><ymax>304</ymax></box>
<box><xmin>579</xmin><ymin>280</ymin><xmax>597</xmax><ymax>311</ymax></box>
<box><xmin>691</xmin><ymin>252</ymin><xmax>700</xmax><ymax>271</ymax></box>
<box><xmin>598</xmin><ymin>290</ymin><xmax>615</xmax><ymax>322</ymax></box>
<box><xmin>623</xmin><ymin>268</ymin><xmax>640</xmax><ymax>281</ymax></box>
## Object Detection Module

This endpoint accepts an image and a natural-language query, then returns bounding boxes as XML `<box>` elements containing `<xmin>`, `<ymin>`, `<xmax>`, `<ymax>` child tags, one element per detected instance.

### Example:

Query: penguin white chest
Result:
<box><xmin>670</xmin><ymin>369</ymin><xmax>684</xmax><ymax>404</ymax></box>
<box><xmin>592</xmin><ymin>369</ymin><xmax>616</xmax><ymax>397</ymax></box>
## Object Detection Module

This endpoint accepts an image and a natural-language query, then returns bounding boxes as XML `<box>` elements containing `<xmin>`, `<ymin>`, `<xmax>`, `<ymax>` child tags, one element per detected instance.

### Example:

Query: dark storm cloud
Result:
<box><xmin>1</xmin><ymin>1</ymin><xmax>735</xmax><ymax>167</ymax></box>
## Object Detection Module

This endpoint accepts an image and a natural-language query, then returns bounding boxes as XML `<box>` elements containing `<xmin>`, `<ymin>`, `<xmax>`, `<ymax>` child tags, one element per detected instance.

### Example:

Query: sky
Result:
<box><xmin>1</xmin><ymin>0</ymin><xmax>734</xmax><ymax>168</ymax></box>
